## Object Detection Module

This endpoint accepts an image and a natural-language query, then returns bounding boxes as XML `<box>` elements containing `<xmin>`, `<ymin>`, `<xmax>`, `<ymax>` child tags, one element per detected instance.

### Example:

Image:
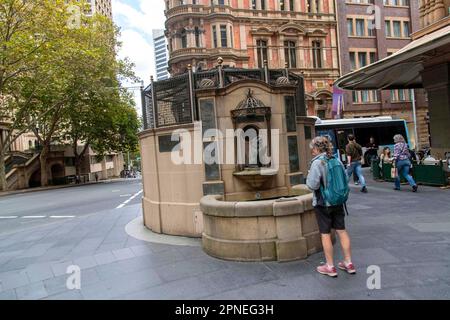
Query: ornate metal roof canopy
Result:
<box><xmin>231</xmin><ymin>89</ymin><xmax>271</xmax><ymax>122</ymax></box>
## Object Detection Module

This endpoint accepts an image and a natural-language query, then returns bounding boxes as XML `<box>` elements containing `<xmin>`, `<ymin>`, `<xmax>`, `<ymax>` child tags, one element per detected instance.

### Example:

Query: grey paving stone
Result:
<box><xmin>95</xmin><ymin>254</ymin><xmax>164</xmax><ymax>280</ymax></box>
<box><xmin>44</xmin><ymin>268</ymin><xmax>101</xmax><ymax>296</ymax></box>
<box><xmin>1</xmin><ymin>257</ymin><xmax>38</xmax><ymax>272</ymax></box>
<box><xmin>385</xmin><ymin>243</ymin><xmax>450</xmax><ymax>263</ymax></box>
<box><xmin>350</xmin><ymin>247</ymin><xmax>401</xmax><ymax>266</ymax></box>
<box><xmin>122</xmin><ymin>275</ymin><xmax>214</xmax><ymax>300</ymax></box>
<box><xmin>73</xmin><ymin>256</ymin><xmax>97</xmax><ymax>270</ymax></box>
<box><xmin>112</xmin><ymin>248</ymin><xmax>135</xmax><ymax>261</ymax></box>
<box><xmin>50</xmin><ymin>260</ymin><xmax>74</xmax><ymax>277</ymax></box>
<box><xmin>25</xmin><ymin>263</ymin><xmax>54</xmax><ymax>282</ymax></box>
<box><xmin>79</xmin><ymin>281</ymin><xmax>114</xmax><ymax>300</ymax></box>
<box><xmin>45</xmin><ymin>289</ymin><xmax>83</xmax><ymax>300</ymax></box>
<box><xmin>95</xmin><ymin>268</ymin><xmax>163</xmax><ymax>299</ymax></box>
<box><xmin>15</xmin><ymin>281</ymin><xmax>48</xmax><ymax>300</ymax></box>
<box><xmin>20</xmin><ymin>243</ymin><xmax>55</xmax><ymax>258</ymax></box>
<box><xmin>154</xmin><ymin>257</ymin><xmax>228</xmax><ymax>282</ymax></box>
<box><xmin>207</xmin><ymin>274</ymin><xmax>329</xmax><ymax>300</ymax></box>
<box><xmin>94</xmin><ymin>252</ymin><xmax>117</xmax><ymax>266</ymax></box>
<box><xmin>1</xmin><ymin>242</ymin><xmax>34</xmax><ymax>252</ymax></box>
<box><xmin>129</xmin><ymin>245</ymin><xmax>153</xmax><ymax>257</ymax></box>
<box><xmin>0</xmin><ymin>270</ymin><xmax>29</xmax><ymax>290</ymax></box>
<box><xmin>0</xmin><ymin>289</ymin><xmax>17</xmax><ymax>300</ymax></box>
<box><xmin>70</xmin><ymin>237</ymin><xmax>104</xmax><ymax>254</ymax></box>
<box><xmin>95</xmin><ymin>242</ymin><xmax>126</xmax><ymax>254</ymax></box>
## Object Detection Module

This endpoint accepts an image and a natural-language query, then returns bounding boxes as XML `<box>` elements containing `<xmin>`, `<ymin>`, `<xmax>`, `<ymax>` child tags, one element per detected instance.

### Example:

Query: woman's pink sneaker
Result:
<box><xmin>316</xmin><ymin>264</ymin><xmax>338</xmax><ymax>277</ymax></box>
<box><xmin>338</xmin><ymin>262</ymin><xmax>357</xmax><ymax>274</ymax></box>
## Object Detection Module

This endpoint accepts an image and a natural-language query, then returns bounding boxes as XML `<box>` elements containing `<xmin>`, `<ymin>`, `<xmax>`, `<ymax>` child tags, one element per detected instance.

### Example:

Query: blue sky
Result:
<box><xmin>112</xmin><ymin>0</ymin><xmax>166</xmax><ymax>113</ymax></box>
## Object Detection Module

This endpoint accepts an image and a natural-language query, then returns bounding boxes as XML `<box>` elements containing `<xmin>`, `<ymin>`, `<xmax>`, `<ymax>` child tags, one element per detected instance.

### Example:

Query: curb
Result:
<box><xmin>0</xmin><ymin>178</ymin><xmax>141</xmax><ymax>198</ymax></box>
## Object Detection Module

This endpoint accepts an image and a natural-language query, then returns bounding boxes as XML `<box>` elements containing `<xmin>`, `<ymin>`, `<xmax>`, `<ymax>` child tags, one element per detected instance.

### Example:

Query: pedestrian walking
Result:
<box><xmin>345</xmin><ymin>134</ymin><xmax>368</xmax><ymax>193</ymax></box>
<box><xmin>95</xmin><ymin>173</ymin><xmax>99</xmax><ymax>182</ymax></box>
<box><xmin>306</xmin><ymin>136</ymin><xmax>356</xmax><ymax>278</ymax></box>
<box><xmin>392</xmin><ymin>134</ymin><xmax>418</xmax><ymax>192</ymax></box>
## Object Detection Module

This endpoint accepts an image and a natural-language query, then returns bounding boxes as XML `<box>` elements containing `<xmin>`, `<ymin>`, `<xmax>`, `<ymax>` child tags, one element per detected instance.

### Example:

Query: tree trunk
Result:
<box><xmin>0</xmin><ymin>151</ymin><xmax>6</xmax><ymax>192</ymax></box>
<box><xmin>40</xmin><ymin>143</ymin><xmax>49</xmax><ymax>187</ymax></box>
<box><xmin>75</xmin><ymin>155</ymin><xmax>82</xmax><ymax>178</ymax></box>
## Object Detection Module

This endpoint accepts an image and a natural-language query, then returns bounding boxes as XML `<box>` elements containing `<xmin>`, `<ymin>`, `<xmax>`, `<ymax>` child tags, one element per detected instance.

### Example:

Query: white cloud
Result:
<box><xmin>112</xmin><ymin>0</ymin><xmax>166</xmax><ymax>114</ymax></box>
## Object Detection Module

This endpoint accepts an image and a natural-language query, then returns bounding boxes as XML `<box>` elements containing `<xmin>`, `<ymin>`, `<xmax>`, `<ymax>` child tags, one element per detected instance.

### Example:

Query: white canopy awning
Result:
<box><xmin>334</xmin><ymin>24</ymin><xmax>450</xmax><ymax>90</ymax></box>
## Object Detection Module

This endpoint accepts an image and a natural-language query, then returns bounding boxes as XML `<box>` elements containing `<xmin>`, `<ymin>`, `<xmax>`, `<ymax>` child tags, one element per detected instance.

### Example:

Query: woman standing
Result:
<box><xmin>379</xmin><ymin>147</ymin><xmax>393</xmax><ymax>180</ymax></box>
<box><xmin>393</xmin><ymin>135</ymin><xmax>418</xmax><ymax>192</ymax></box>
<box><xmin>306</xmin><ymin>136</ymin><xmax>355</xmax><ymax>277</ymax></box>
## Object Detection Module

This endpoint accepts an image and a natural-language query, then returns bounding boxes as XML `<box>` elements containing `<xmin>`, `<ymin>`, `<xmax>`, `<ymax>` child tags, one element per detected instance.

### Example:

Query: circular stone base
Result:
<box><xmin>125</xmin><ymin>217</ymin><xmax>201</xmax><ymax>247</ymax></box>
<box><xmin>200</xmin><ymin>186</ymin><xmax>322</xmax><ymax>262</ymax></box>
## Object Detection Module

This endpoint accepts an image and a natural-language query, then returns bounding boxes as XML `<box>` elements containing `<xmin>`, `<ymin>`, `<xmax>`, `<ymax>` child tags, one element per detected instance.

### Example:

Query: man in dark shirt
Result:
<box><xmin>365</xmin><ymin>137</ymin><xmax>379</xmax><ymax>164</ymax></box>
<box><xmin>346</xmin><ymin>134</ymin><xmax>368</xmax><ymax>193</ymax></box>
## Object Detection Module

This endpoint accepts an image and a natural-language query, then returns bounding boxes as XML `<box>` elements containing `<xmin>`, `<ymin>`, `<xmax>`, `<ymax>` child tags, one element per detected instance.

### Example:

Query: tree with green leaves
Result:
<box><xmin>57</xmin><ymin>13</ymin><xmax>140</xmax><ymax>181</ymax></box>
<box><xmin>1</xmin><ymin>0</ymin><xmax>139</xmax><ymax>189</ymax></box>
<box><xmin>0</xmin><ymin>0</ymin><xmax>75</xmax><ymax>191</ymax></box>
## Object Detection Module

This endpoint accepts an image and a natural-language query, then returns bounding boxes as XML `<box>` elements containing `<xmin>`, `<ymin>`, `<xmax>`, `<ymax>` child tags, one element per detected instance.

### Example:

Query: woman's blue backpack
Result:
<box><xmin>319</xmin><ymin>156</ymin><xmax>350</xmax><ymax>207</ymax></box>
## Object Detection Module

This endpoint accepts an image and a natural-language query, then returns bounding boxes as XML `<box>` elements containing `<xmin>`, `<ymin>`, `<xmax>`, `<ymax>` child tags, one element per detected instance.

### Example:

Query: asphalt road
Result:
<box><xmin>0</xmin><ymin>179</ymin><xmax>143</xmax><ymax>235</ymax></box>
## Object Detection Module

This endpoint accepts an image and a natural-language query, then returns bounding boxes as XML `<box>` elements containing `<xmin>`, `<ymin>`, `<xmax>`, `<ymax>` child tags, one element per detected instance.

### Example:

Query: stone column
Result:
<box><xmin>421</xmin><ymin>61</ymin><xmax>450</xmax><ymax>159</ymax></box>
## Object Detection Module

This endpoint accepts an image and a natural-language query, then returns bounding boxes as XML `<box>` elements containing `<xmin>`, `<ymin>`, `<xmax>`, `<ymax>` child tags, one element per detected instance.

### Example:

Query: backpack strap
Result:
<box><xmin>344</xmin><ymin>202</ymin><xmax>349</xmax><ymax>216</ymax></box>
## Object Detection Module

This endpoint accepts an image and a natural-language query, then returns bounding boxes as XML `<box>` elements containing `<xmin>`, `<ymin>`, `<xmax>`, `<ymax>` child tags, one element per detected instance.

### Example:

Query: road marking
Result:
<box><xmin>50</xmin><ymin>216</ymin><xmax>76</xmax><ymax>219</ymax></box>
<box><xmin>112</xmin><ymin>190</ymin><xmax>121</xmax><ymax>193</ymax></box>
<box><xmin>22</xmin><ymin>216</ymin><xmax>47</xmax><ymax>219</ymax></box>
<box><xmin>0</xmin><ymin>215</ymin><xmax>76</xmax><ymax>220</ymax></box>
<box><xmin>120</xmin><ymin>194</ymin><xmax>132</xmax><ymax>197</ymax></box>
<box><xmin>116</xmin><ymin>190</ymin><xmax>143</xmax><ymax>209</ymax></box>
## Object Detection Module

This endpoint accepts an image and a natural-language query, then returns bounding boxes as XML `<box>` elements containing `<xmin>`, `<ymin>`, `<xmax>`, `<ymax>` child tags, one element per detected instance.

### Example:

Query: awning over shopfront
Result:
<box><xmin>334</xmin><ymin>25</ymin><xmax>450</xmax><ymax>90</ymax></box>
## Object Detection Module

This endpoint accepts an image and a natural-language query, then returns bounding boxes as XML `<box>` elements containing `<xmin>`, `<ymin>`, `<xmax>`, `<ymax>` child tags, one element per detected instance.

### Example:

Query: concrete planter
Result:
<box><xmin>200</xmin><ymin>185</ymin><xmax>322</xmax><ymax>262</ymax></box>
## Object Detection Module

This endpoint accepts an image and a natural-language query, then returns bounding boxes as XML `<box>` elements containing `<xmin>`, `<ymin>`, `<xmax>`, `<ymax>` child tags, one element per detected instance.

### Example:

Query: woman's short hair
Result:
<box><xmin>393</xmin><ymin>134</ymin><xmax>405</xmax><ymax>143</ymax></box>
<box><xmin>310</xmin><ymin>136</ymin><xmax>334</xmax><ymax>157</ymax></box>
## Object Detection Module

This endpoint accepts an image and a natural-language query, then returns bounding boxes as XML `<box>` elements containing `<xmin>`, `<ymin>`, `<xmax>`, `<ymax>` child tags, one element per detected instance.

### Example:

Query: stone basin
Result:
<box><xmin>233</xmin><ymin>168</ymin><xmax>278</xmax><ymax>189</ymax></box>
<box><xmin>200</xmin><ymin>185</ymin><xmax>322</xmax><ymax>262</ymax></box>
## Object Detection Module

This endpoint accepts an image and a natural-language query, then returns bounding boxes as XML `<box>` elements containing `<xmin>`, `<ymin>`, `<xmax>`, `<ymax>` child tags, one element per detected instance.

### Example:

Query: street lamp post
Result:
<box><xmin>411</xmin><ymin>89</ymin><xmax>419</xmax><ymax>151</ymax></box>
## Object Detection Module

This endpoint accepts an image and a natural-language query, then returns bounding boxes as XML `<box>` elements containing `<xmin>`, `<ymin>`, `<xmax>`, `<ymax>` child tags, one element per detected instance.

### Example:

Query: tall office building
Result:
<box><xmin>164</xmin><ymin>0</ymin><xmax>340</xmax><ymax>116</ymax></box>
<box><xmin>336</xmin><ymin>0</ymin><xmax>429</xmax><ymax>147</ymax></box>
<box><xmin>86</xmin><ymin>0</ymin><xmax>113</xmax><ymax>19</ymax></box>
<box><xmin>153</xmin><ymin>29</ymin><xmax>170</xmax><ymax>80</ymax></box>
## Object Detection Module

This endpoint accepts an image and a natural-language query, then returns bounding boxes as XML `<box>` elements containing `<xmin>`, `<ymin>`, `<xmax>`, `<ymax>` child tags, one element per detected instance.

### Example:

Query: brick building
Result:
<box><xmin>336</xmin><ymin>0</ymin><xmax>430</xmax><ymax>148</ymax></box>
<box><xmin>164</xmin><ymin>0</ymin><xmax>340</xmax><ymax>118</ymax></box>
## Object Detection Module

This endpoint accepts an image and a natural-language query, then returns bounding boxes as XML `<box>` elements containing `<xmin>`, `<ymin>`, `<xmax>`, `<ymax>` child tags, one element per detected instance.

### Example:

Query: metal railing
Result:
<box><xmin>142</xmin><ymin>64</ymin><xmax>306</xmax><ymax>130</ymax></box>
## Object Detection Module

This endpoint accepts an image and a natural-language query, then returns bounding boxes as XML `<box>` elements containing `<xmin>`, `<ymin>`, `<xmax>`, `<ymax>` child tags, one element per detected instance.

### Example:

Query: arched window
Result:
<box><xmin>242</xmin><ymin>126</ymin><xmax>262</xmax><ymax>168</ymax></box>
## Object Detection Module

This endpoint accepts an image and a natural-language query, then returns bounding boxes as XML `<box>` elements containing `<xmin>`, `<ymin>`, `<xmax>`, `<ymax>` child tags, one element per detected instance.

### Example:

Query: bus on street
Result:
<box><xmin>315</xmin><ymin>116</ymin><xmax>411</xmax><ymax>166</ymax></box>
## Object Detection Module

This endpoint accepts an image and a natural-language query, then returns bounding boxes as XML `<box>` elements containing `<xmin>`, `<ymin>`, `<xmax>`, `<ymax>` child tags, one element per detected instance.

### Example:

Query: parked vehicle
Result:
<box><xmin>315</xmin><ymin>116</ymin><xmax>411</xmax><ymax>167</ymax></box>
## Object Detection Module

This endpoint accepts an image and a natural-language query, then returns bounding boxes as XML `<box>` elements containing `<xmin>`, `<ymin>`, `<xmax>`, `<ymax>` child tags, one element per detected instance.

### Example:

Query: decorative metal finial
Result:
<box><xmin>187</xmin><ymin>64</ymin><xmax>192</xmax><ymax>70</ymax></box>
<box><xmin>150</xmin><ymin>76</ymin><xmax>154</xmax><ymax>82</ymax></box>
<box><xmin>264</xmin><ymin>60</ymin><xmax>268</xmax><ymax>67</ymax></box>
<box><xmin>285</xmin><ymin>62</ymin><xmax>289</xmax><ymax>68</ymax></box>
<box><xmin>217</xmin><ymin>57</ymin><xmax>224</xmax><ymax>66</ymax></box>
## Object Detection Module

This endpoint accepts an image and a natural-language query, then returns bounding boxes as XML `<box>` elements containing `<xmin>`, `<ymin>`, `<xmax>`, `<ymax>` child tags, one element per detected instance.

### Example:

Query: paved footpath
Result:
<box><xmin>0</xmin><ymin>174</ymin><xmax>449</xmax><ymax>300</ymax></box>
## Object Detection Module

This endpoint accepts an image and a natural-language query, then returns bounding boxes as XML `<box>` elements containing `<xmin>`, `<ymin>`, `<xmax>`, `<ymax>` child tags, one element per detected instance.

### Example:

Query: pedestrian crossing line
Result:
<box><xmin>0</xmin><ymin>215</ymin><xmax>76</xmax><ymax>220</ymax></box>
<box><xmin>49</xmin><ymin>216</ymin><xmax>76</xmax><ymax>219</ymax></box>
<box><xmin>22</xmin><ymin>216</ymin><xmax>47</xmax><ymax>219</ymax></box>
<box><xmin>116</xmin><ymin>189</ymin><xmax>143</xmax><ymax>209</ymax></box>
